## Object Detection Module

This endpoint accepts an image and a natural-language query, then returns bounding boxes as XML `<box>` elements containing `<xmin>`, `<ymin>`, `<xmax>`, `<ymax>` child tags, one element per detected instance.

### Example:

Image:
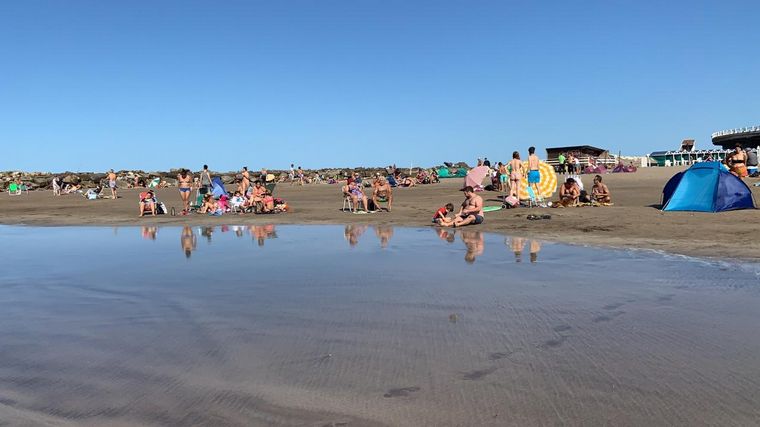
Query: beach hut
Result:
<box><xmin>662</xmin><ymin>162</ymin><xmax>755</xmax><ymax>212</ymax></box>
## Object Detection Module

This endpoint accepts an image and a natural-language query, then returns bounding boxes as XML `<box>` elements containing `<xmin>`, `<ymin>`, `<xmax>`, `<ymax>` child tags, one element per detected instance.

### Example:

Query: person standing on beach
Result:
<box><xmin>508</xmin><ymin>151</ymin><xmax>523</xmax><ymax>199</ymax></box>
<box><xmin>107</xmin><ymin>169</ymin><xmax>118</xmax><ymax>200</ymax></box>
<box><xmin>177</xmin><ymin>169</ymin><xmax>193</xmax><ymax>213</ymax></box>
<box><xmin>557</xmin><ymin>152</ymin><xmax>566</xmax><ymax>174</ymax></box>
<box><xmin>289</xmin><ymin>164</ymin><xmax>296</xmax><ymax>185</ymax></box>
<box><xmin>200</xmin><ymin>164</ymin><xmax>212</xmax><ymax>195</ymax></box>
<box><xmin>527</xmin><ymin>146</ymin><xmax>541</xmax><ymax>196</ymax></box>
<box><xmin>239</xmin><ymin>167</ymin><xmax>251</xmax><ymax>195</ymax></box>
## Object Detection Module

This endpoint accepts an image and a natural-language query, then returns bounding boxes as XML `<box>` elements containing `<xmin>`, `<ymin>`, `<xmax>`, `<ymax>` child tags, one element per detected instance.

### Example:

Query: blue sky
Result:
<box><xmin>1</xmin><ymin>0</ymin><xmax>758</xmax><ymax>172</ymax></box>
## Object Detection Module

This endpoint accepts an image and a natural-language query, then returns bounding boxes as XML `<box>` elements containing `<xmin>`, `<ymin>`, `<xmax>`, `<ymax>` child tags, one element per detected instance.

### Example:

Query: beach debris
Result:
<box><xmin>448</xmin><ymin>313</ymin><xmax>458</xmax><ymax>323</ymax></box>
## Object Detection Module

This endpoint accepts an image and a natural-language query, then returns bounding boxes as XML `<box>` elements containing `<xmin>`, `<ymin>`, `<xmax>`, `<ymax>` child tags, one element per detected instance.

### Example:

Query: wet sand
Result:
<box><xmin>0</xmin><ymin>226</ymin><xmax>759</xmax><ymax>426</ymax></box>
<box><xmin>0</xmin><ymin>166</ymin><xmax>758</xmax><ymax>260</ymax></box>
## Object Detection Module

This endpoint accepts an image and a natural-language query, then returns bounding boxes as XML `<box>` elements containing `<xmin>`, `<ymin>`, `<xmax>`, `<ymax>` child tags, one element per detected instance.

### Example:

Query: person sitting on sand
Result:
<box><xmin>230</xmin><ymin>191</ymin><xmax>246</xmax><ymax>212</ymax></box>
<box><xmin>399</xmin><ymin>175</ymin><xmax>416</xmax><ymax>187</ymax></box>
<box><xmin>372</xmin><ymin>177</ymin><xmax>393</xmax><ymax>212</ymax></box>
<box><xmin>261</xmin><ymin>191</ymin><xmax>275</xmax><ymax>213</ymax></box>
<box><xmin>346</xmin><ymin>181</ymin><xmax>368</xmax><ymax>212</ymax></box>
<box><xmin>433</xmin><ymin>203</ymin><xmax>455</xmax><ymax>226</ymax></box>
<box><xmin>556</xmin><ymin>177</ymin><xmax>580</xmax><ymax>207</ymax></box>
<box><xmin>199</xmin><ymin>194</ymin><xmax>218</xmax><ymax>214</ymax></box>
<box><xmin>245</xmin><ymin>181</ymin><xmax>267</xmax><ymax>212</ymax></box>
<box><xmin>590</xmin><ymin>175</ymin><xmax>611</xmax><ymax>204</ymax></box>
<box><xmin>453</xmin><ymin>186</ymin><xmax>484</xmax><ymax>227</ymax></box>
<box><xmin>139</xmin><ymin>190</ymin><xmax>156</xmax><ymax>217</ymax></box>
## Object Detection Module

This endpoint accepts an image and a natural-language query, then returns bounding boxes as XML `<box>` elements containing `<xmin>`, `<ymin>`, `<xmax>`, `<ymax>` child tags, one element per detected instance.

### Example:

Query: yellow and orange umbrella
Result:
<box><xmin>518</xmin><ymin>161</ymin><xmax>557</xmax><ymax>200</ymax></box>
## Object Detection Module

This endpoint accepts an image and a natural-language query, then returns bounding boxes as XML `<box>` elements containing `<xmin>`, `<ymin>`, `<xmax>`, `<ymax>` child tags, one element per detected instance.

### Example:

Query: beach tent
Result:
<box><xmin>437</xmin><ymin>167</ymin><xmax>451</xmax><ymax>178</ymax></box>
<box><xmin>464</xmin><ymin>166</ymin><xmax>490</xmax><ymax>190</ymax></box>
<box><xmin>211</xmin><ymin>176</ymin><xmax>226</xmax><ymax>199</ymax></box>
<box><xmin>662</xmin><ymin>162</ymin><xmax>755</xmax><ymax>212</ymax></box>
<box><xmin>612</xmin><ymin>163</ymin><xmax>637</xmax><ymax>173</ymax></box>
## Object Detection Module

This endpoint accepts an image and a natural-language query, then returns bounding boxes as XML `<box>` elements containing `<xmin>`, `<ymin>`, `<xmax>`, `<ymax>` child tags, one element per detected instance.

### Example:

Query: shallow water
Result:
<box><xmin>1</xmin><ymin>225</ymin><xmax>760</xmax><ymax>426</ymax></box>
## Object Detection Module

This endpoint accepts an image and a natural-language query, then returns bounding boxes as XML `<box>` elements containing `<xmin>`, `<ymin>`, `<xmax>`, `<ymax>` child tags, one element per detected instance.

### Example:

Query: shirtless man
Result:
<box><xmin>107</xmin><ymin>169</ymin><xmax>117</xmax><ymax>200</ymax></box>
<box><xmin>239</xmin><ymin>167</ymin><xmax>251</xmax><ymax>195</ymax></box>
<box><xmin>527</xmin><ymin>146</ymin><xmax>540</xmax><ymax>196</ymax></box>
<box><xmin>372</xmin><ymin>177</ymin><xmax>393</xmax><ymax>212</ymax></box>
<box><xmin>557</xmin><ymin>177</ymin><xmax>580</xmax><ymax>207</ymax></box>
<box><xmin>246</xmin><ymin>181</ymin><xmax>267</xmax><ymax>212</ymax></box>
<box><xmin>177</xmin><ymin>169</ymin><xmax>193</xmax><ymax>213</ymax></box>
<box><xmin>728</xmin><ymin>143</ymin><xmax>748</xmax><ymax>177</ymax></box>
<box><xmin>454</xmin><ymin>186</ymin><xmax>484</xmax><ymax>227</ymax></box>
<box><xmin>591</xmin><ymin>175</ymin><xmax>611</xmax><ymax>203</ymax></box>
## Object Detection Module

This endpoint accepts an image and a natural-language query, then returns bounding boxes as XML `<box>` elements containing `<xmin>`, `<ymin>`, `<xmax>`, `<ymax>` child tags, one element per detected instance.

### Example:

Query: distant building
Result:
<box><xmin>712</xmin><ymin>126</ymin><xmax>760</xmax><ymax>149</ymax></box>
<box><xmin>545</xmin><ymin>145</ymin><xmax>609</xmax><ymax>162</ymax></box>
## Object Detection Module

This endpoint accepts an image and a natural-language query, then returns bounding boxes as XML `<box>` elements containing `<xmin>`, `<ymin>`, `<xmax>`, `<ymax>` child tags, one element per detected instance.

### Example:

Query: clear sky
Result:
<box><xmin>1</xmin><ymin>0</ymin><xmax>758</xmax><ymax>172</ymax></box>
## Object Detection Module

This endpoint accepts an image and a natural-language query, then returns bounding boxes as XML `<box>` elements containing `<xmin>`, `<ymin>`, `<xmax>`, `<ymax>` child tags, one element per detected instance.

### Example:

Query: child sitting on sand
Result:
<box><xmin>433</xmin><ymin>203</ymin><xmax>455</xmax><ymax>226</ymax></box>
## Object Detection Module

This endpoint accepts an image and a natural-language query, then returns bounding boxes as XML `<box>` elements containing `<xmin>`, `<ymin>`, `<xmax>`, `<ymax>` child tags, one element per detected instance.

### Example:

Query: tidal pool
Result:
<box><xmin>0</xmin><ymin>225</ymin><xmax>759</xmax><ymax>426</ymax></box>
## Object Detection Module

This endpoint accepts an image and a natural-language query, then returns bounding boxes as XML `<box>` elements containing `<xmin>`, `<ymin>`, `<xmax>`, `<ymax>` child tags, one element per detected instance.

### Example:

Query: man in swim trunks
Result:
<box><xmin>454</xmin><ymin>186</ymin><xmax>484</xmax><ymax>227</ymax></box>
<box><xmin>372</xmin><ymin>177</ymin><xmax>393</xmax><ymax>212</ymax></box>
<box><xmin>591</xmin><ymin>175</ymin><xmax>611</xmax><ymax>203</ymax></box>
<box><xmin>107</xmin><ymin>169</ymin><xmax>117</xmax><ymax>200</ymax></box>
<box><xmin>177</xmin><ymin>169</ymin><xmax>193</xmax><ymax>213</ymax></box>
<box><xmin>527</xmin><ymin>146</ymin><xmax>540</xmax><ymax>196</ymax></box>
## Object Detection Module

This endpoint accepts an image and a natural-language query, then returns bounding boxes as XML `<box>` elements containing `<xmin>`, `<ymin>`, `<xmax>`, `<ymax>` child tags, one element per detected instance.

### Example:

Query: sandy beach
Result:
<box><xmin>1</xmin><ymin>166</ymin><xmax>758</xmax><ymax>260</ymax></box>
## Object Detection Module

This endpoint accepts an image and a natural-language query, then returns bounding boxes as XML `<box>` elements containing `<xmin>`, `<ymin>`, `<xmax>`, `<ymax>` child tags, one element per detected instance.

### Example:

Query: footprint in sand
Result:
<box><xmin>383</xmin><ymin>386</ymin><xmax>420</xmax><ymax>398</ymax></box>
<box><xmin>462</xmin><ymin>366</ymin><xmax>497</xmax><ymax>380</ymax></box>
<box><xmin>552</xmin><ymin>324</ymin><xmax>572</xmax><ymax>333</ymax></box>
<box><xmin>539</xmin><ymin>335</ymin><xmax>567</xmax><ymax>349</ymax></box>
<box><xmin>488</xmin><ymin>351</ymin><xmax>511</xmax><ymax>361</ymax></box>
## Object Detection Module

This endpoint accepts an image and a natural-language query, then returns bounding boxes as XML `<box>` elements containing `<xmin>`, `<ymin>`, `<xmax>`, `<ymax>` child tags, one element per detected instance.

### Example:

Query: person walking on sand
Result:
<box><xmin>177</xmin><ymin>169</ymin><xmax>193</xmax><ymax>213</ymax></box>
<box><xmin>107</xmin><ymin>169</ymin><xmax>118</xmax><ymax>199</ymax></box>
<box><xmin>289</xmin><ymin>164</ymin><xmax>296</xmax><ymax>185</ymax></box>
<box><xmin>508</xmin><ymin>151</ymin><xmax>524</xmax><ymax>199</ymax></box>
<box><xmin>199</xmin><ymin>164</ymin><xmax>212</xmax><ymax>195</ymax></box>
<box><xmin>527</xmin><ymin>146</ymin><xmax>541</xmax><ymax>197</ymax></box>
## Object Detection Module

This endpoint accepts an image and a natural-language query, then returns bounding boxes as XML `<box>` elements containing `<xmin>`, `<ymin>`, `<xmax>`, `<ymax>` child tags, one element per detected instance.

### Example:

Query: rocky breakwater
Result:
<box><xmin>0</xmin><ymin>164</ymin><xmax>448</xmax><ymax>191</ymax></box>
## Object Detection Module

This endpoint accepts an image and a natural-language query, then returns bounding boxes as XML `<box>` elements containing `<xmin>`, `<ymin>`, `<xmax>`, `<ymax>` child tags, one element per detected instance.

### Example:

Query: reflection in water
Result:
<box><xmin>249</xmin><ymin>224</ymin><xmax>277</xmax><ymax>246</ymax></box>
<box><xmin>344</xmin><ymin>225</ymin><xmax>368</xmax><ymax>248</ymax></box>
<box><xmin>435</xmin><ymin>228</ymin><xmax>456</xmax><ymax>243</ymax></box>
<box><xmin>374</xmin><ymin>225</ymin><xmax>394</xmax><ymax>249</ymax></box>
<box><xmin>460</xmin><ymin>230</ymin><xmax>484</xmax><ymax>264</ymax></box>
<box><xmin>530</xmin><ymin>240</ymin><xmax>542</xmax><ymax>263</ymax></box>
<box><xmin>181</xmin><ymin>226</ymin><xmax>197</xmax><ymax>258</ymax></box>
<box><xmin>141</xmin><ymin>226</ymin><xmax>157</xmax><ymax>240</ymax></box>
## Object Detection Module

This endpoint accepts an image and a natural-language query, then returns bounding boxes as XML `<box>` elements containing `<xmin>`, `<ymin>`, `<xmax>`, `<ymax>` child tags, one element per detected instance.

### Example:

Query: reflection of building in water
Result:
<box><xmin>344</xmin><ymin>225</ymin><xmax>368</xmax><ymax>248</ymax></box>
<box><xmin>249</xmin><ymin>225</ymin><xmax>277</xmax><ymax>246</ymax></box>
<box><xmin>374</xmin><ymin>226</ymin><xmax>394</xmax><ymax>249</ymax></box>
<box><xmin>181</xmin><ymin>226</ymin><xmax>197</xmax><ymax>259</ymax></box>
<box><xmin>460</xmin><ymin>230</ymin><xmax>484</xmax><ymax>264</ymax></box>
<box><xmin>508</xmin><ymin>237</ymin><xmax>525</xmax><ymax>263</ymax></box>
<box><xmin>530</xmin><ymin>240</ymin><xmax>541</xmax><ymax>263</ymax></box>
<box><xmin>141</xmin><ymin>226</ymin><xmax>157</xmax><ymax>240</ymax></box>
<box><xmin>435</xmin><ymin>228</ymin><xmax>456</xmax><ymax>243</ymax></box>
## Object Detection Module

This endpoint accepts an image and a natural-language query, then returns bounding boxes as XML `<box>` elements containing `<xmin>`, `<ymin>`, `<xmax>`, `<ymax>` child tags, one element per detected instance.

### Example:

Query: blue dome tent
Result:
<box><xmin>662</xmin><ymin>162</ymin><xmax>755</xmax><ymax>212</ymax></box>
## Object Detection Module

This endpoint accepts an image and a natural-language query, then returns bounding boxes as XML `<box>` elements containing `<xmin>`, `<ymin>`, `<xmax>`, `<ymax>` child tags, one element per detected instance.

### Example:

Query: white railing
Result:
<box><xmin>711</xmin><ymin>126</ymin><xmax>760</xmax><ymax>138</ymax></box>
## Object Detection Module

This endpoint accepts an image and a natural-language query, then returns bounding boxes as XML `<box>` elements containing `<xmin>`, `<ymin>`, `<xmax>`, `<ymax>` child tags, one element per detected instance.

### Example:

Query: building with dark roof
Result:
<box><xmin>712</xmin><ymin>126</ymin><xmax>760</xmax><ymax>149</ymax></box>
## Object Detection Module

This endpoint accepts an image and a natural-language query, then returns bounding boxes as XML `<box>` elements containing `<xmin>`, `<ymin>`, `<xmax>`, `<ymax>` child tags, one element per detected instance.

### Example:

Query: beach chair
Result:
<box><xmin>7</xmin><ymin>182</ymin><xmax>21</xmax><ymax>196</ymax></box>
<box><xmin>342</xmin><ymin>195</ymin><xmax>354</xmax><ymax>212</ymax></box>
<box><xmin>526</xmin><ymin>186</ymin><xmax>539</xmax><ymax>208</ymax></box>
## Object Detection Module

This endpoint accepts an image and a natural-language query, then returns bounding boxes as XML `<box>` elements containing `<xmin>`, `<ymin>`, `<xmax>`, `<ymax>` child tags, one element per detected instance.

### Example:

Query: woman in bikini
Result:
<box><xmin>177</xmin><ymin>169</ymin><xmax>193</xmax><ymax>213</ymax></box>
<box><xmin>728</xmin><ymin>143</ymin><xmax>748</xmax><ymax>177</ymax></box>
<box><xmin>508</xmin><ymin>151</ymin><xmax>523</xmax><ymax>199</ymax></box>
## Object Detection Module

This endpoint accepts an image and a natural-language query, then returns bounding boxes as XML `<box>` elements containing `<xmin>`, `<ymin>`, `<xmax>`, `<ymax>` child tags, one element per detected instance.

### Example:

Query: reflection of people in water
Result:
<box><xmin>374</xmin><ymin>225</ymin><xmax>394</xmax><ymax>248</ymax></box>
<box><xmin>435</xmin><ymin>228</ymin><xmax>456</xmax><ymax>243</ymax></box>
<box><xmin>508</xmin><ymin>237</ymin><xmax>525</xmax><ymax>262</ymax></box>
<box><xmin>344</xmin><ymin>225</ymin><xmax>368</xmax><ymax>247</ymax></box>
<box><xmin>529</xmin><ymin>240</ymin><xmax>541</xmax><ymax>263</ymax></box>
<box><xmin>250</xmin><ymin>224</ymin><xmax>277</xmax><ymax>246</ymax></box>
<box><xmin>141</xmin><ymin>226</ymin><xmax>157</xmax><ymax>240</ymax></box>
<box><xmin>201</xmin><ymin>226</ymin><xmax>214</xmax><ymax>242</ymax></box>
<box><xmin>460</xmin><ymin>230</ymin><xmax>484</xmax><ymax>264</ymax></box>
<box><xmin>181</xmin><ymin>226</ymin><xmax>197</xmax><ymax>259</ymax></box>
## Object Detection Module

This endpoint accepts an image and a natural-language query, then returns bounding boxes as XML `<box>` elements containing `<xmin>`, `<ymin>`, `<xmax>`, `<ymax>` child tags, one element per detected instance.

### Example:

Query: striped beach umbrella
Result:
<box><xmin>518</xmin><ymin>161</ymin><xmax>557</xmax><ymax>200</ymax></box>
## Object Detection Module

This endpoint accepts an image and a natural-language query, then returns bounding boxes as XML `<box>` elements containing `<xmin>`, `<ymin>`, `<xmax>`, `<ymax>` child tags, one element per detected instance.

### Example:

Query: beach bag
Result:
<box><xmin>504</xmin><ymin>195</ymin><xmax>519</xmax><ymax>208</ymax></box>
